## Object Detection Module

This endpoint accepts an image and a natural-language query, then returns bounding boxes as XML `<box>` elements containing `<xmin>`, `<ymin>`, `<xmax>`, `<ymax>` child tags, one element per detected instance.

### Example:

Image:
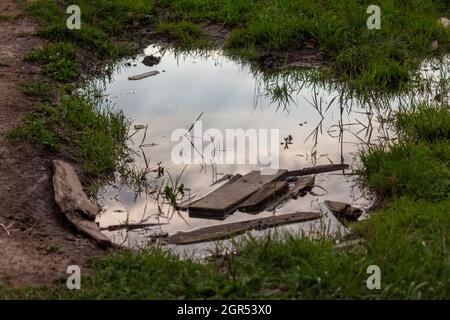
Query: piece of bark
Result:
<box><xmin>239</xmin><ymin>180</ymin><xmax>289</xmax><ymax>212</ymax></box>
<box><xmin>64</xmin><ymin>211</ymin><xmax>112</xmax><ymax>247</ymax></box>
<box><xmin>128</xmin><ymin>71</ymin><xmax>159</xmax><ymax>80</ymax></box>
<box><xmin>52</xmin><ymin>160</ymin><xmax>111</xmax><ymax>247</ymax></box>
<box><xmin>324</xmin><ymin>200</ymin><xmax>362</xmax><ymax>222</ymax></box>
<box><xmin>288</xmin><ymin>164</ymin><xmax>349</xmax><ymax>176</ymax></box>
<box><xmin>188</xmin><ymin>170</ymin><xmax>287</xmax><ymax>216</ymax></box>
<box><xmin>166</xmin><ymin>211</ymin><xmax>321</xmax><ymax>245</ymax></box>
<box><xmin>265</xmin><ymin>176</ymin><xmax>315</xmax><ymax>211</ymax></box>
<box><xmin>52</xmin><ymin>160</ymin><xmax>99</xmax><ymax>220</ymax></box>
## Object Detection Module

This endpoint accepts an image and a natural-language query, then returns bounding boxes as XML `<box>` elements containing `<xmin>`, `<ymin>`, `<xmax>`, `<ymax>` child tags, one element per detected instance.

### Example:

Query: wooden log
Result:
<box><xmin>324</xmin><ymin>200</ymin><xmax>362</xmax><ymax>222</ymax></box>
<box><xmin>288</xmin><ymin>164</ymin><xmax>349</xmax><ymax>176</ymax></box>
<box><xmin>166</xmin><ymin>211</ymin><xmax>321</xmax><ymax>245</ymax></box>
<box><xmin>52</xmin><ymin>160</ymin><xmax>111</xmax><ymax>247</ymax></box>
<box><xmin>128</xmin><ymin>71</ymin><xmax>159</xmax><ymax>80</ymax></box>
<box><xmin>188</xmin><ymin>170</ymin><xmax>287</xmax><ymax>216</ymax></box>
<box><xmin>52</xmin><ymin>160</ymin><xmax>99</xmax><ymax>220</ymax></box>
<box><xmin>265</xmin><ymin>176</ymin><xmax>315</xmax><ymax>211</ymax></box>
<box><xmin>238</xmin><ymin>180</ymin><xmax>289</xmax><ymax>212</ymax></box>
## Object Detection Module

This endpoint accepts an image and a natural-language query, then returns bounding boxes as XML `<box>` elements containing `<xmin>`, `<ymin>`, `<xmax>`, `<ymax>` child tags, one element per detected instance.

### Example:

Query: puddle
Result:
<box><xmin>91</xmin><ymin>45</ymin><xmax>448</xmax><ymax>256</ymax></box>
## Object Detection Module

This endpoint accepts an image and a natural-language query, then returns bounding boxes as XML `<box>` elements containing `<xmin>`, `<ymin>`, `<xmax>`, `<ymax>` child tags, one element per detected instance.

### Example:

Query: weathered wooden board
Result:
<box><xmin>288</xmin><ymin>164</ymin><xmax>349</xmax><ymax>176</ymax></box>
<box><xmin>324</xmin><ymin>200</ymin><xmax>362</xmax><ymax>222</ymax></box>
<box><xmin>238</xmin><ymin>180</ymin><xmax>289</xmax><ymax>212</ymax></box>
<box><xmin>166</xmin><ymin>211</ymin><xmax>321</xmax><ymax>245</ymax></box>
<box><xmin>188</xmin><ymin>170</ymin><xmax>287</xmax><ymax>215</ymax></box>
<box><xmin>177</xmin><ymin>174</ymin><xmax>242</xmax><ymax>211</ymax></box>
<box><xmin>128</xmin><ymin>71</ymin><xmax>159</xmax><ymax>80</ymax></box>
<box><xmin>265</xmin><ymin>176</ymin><xmax>315</xmax><ymax>211</ymax></box>
<box><xmin>52</xmin><ymin>160</ymin><xmax>111</xmax><ymax>247</ymax></box>
<box><xmin>52</xmin><ymin>159</ymin><xmax>100</xmax><ymax>220</ymax></box>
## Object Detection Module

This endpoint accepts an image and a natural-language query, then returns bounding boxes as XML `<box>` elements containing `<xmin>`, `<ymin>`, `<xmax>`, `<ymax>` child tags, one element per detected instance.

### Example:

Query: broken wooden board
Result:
<box><xmin>176</xmin><ymin>174</ymin><xmax>243</xmax><ymax>211</ymax></box>
<box><xmin>324</xmin><ymin>200</ymin><xmax>362</xmax><ymax>222</ymax></box>
<box><xmin>288</xmin><ymin>164</ymin><xmax>349</xmax><ymax>176</ymax></box>
<box><xmin>238</xmin><ymin>180</ymin><xmax>289</xmax><ymax>212</ymax></box>
<box><xmin>128</xmin><ymin>70</ymin><xmax>159</xmax><ymax>80</ymax></box>
<box><xmin>265</xmin><ymin>176</ymin><xmax>315</xmax><ymax>211</ymax></box>
<box><xmin>166</xmin><ymin>211</ymin><xmax>321</xmax><ymax>245</ymax></box>
<box><xmin>187</xmin><ymin>170</ymin><xmax>288</xmax><ymax>216</ymax></box>
<box><xmin>64</xmin><ymin>210</ymin><xmax>112</xmax><ymax>247</ymax></box>
<box><xmin>52</xmin><ymin>160</ymin><xmax>99</xmax><ymax>220</ymax></box>
<box><xmin>52</xmin><ymin>160</ymin><xmax>111</xmax><ymax>247</ymax></box>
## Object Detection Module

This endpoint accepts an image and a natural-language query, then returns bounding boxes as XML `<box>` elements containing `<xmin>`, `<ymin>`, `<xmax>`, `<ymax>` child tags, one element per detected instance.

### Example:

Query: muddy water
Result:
<box><xmin>92</xmin><ymin>45</ymin><xmax>447</xmax><ymax>255</ymax></box>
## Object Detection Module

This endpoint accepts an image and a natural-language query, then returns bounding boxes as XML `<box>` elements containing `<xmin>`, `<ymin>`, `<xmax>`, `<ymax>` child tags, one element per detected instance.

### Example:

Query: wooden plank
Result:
<box><xmin>52</xmin><ymin>160</ymin><xmax>113</xmax><ymax>247</ymax></box>
<box><xmin>176</xmin><ymin>174</ymin><xmax>242</xmax><ymax>211</ymax></box>
<box><xmin>265</xmin><ymin>176</ymin><xmax>315</xmax><ymax>211</ymax></box>
<box><xmin>128</xmin><ymin>71</ymin><xmax>159</xmax><ymax>80</ymax></box>
<box><xmin>288</xmin><ymin>164</ymin><xmax>349</xmax><ymax>176</ymax></box>
<box><xmin>166</xmin><ymin>211</ymin><xmax>321</xmax><ymax>245</ymax></box>
<box><xmin>238</xmin><ymin>180</ymin><xmax>289</xmax><ymax>212</ymax></box>
<box><xmin>100</xmin><ymin>222</ymin><xmax>168</xmax><ymax>231</ymax></box>
<box><xmin>188</xmin><ymin>170</ymin><xmax>287</xmax><ymax>215</ymax></box>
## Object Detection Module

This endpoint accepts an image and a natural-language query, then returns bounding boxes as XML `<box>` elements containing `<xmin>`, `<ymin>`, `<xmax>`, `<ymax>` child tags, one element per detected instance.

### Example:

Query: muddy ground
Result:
<box><xmin>0</xmin><ymin>0</ymin><xmax>106</xmax><ymax>288</ymax></box>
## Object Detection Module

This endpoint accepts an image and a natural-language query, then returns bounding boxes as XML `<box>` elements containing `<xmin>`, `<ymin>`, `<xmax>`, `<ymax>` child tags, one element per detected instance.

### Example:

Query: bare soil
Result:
<box><xmin>0</xmin><ymin>0</ymin><xmax>106</xmax><ymax>288</ymax></box>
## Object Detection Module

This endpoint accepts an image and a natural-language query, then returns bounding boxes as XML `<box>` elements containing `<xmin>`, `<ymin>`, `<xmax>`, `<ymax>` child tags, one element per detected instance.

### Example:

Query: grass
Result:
<box><xmin>11</xmin><ymin>87</ymin><xmax>129</xmax><ymax>178</ymax></box>
<box><xmin>1</xmin><ymin>197</ymin><xmax>448</xmax><ymax>299</ymax></box>
<box><xmin>359</xmin><ymin>104</ymin><xmax>450</xmax><ymax>201</ymax></box>
<box><xmin>157</xmin><ymin>21</ymin><xmax>211</xmax><ymax>48</ymax></box>
<box><xmin>156</xmin><ymin>0</ymin><xmax>450</xmax><ymax>91</ymax></box>
<box><xmin>21</xmin><ymin>80</ymin><xmax>54</xmax><ymax>102</ymax></box>
<box><xmin>25</xmin><ymin>42</ymin><xmax>79</xmax><ymax>82</ymax></box>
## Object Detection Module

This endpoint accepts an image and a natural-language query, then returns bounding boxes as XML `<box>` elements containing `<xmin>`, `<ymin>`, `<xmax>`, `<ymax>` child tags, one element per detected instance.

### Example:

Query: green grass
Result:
<box><xmin>156</xmin><ymin>0</ymin><xmax>450</xmax><ymax>91</ymax></box>
<box><xmin>21</xmin><ymin>80</ymin><xmax>54</xmax><ymax>102</ymax></box>
<box><xmin>26</xmin><ymin>0</ymin><xmax>156</xmax><ymax>60</ymax></box>
<box><xmin>1</xmin><ymin>197</ymin><xmax>448</xmax><ymax>299</ymax></box>
<box><xmin>11</xmin><ymin>88</ymin><xmax>129</xmax><ymax>177</ymax></box>
<box><xmin>157</xmin><ymin>21</ymin><xmax>211</xmax><ymax>48</ymax></box>
<box><xmin>359</xmin><ymin>104</ymin><xmax>450</xmax><ymax>201</ymax></box>
<box><xmin>25</xmin><ymin>42</ymin><xmax>79</xmax><ymax>82</ymax></box>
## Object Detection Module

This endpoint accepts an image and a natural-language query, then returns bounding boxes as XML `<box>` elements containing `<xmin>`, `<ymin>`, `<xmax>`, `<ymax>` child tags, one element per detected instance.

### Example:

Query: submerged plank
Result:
<box><xmin>265</xmin><ymin>176</ymin><xmax>315</xmax><ymax>211</ymax></box>
<box><xmin>167</xmin><ymin>211</ymin><xmax>321</xmax><ymax>245</ymax></box>
<box><xmin>238</xmin><ymin>180</ymin><xmax>289</xmax><ymax>212</ymax></box>
<box><xmin>128</xmin><ymin>71</ymin><xmax>159</xmax><ymax>80</ymax></box>
<box><xmin>288</xmin><ymin>164</ymin><xmax>349</xmax><ymax>176</ymax></box>
<box><xmin>188</xmin><ymin>170</ymin><xmax>287</xmax><ymax>215</ymax></box>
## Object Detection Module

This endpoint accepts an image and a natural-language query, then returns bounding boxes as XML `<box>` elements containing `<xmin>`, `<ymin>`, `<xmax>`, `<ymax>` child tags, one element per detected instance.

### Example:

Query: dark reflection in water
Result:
<box><xmin>89</xmin><ymin>45</ymin><xmax>448</xmax><ymax>255</ymax></box>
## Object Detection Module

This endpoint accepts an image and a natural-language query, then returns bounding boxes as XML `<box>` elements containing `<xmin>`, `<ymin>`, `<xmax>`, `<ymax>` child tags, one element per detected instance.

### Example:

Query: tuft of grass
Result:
<box><xmin>157</xmin><ymin>0</ymin><xmax>450</xmax><ymax>91</ymax></box>
<box><xmin>359</xmin><ymin>103</ymin><xmax>450</xmax><ymax>201</ymax></box>
<box><xmin>21</xmin><ymin>80</ymin><xmax>54</xmax><ymax>102</ymax></box>
<box><xmin>359</xmin><ymin>141</ymin><xmax>449</xmax><ymax>201</ymax></box>
<box><xmin>158</xmin><ymin>21</ymin><xmax>211</xmax><ymax>48</ymax></box>
<box><xmin>25</xmin><ymin>42</ymin><xmax>79</xmax><ymax>82</ymax></box>
<box><xmin>11</xmin><ymin>88</ymin><xmax>129</xmax><ymax>178</ymax></box>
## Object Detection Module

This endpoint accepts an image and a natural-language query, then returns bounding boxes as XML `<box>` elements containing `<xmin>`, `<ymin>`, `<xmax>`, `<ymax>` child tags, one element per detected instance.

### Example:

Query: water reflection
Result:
<box><xmin>89</xmin><ymin>45</ymin><xmax>448</xmax><ymax>254</ymax></box>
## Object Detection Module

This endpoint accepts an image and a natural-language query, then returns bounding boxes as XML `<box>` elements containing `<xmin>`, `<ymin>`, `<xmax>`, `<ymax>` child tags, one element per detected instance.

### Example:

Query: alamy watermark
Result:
<box><xmin>66</xmin><ymin>265</ymin><xmax>81</xmax><ymax>290</ymax></box>
<box><xmin>66</xmin><ymin>5</ymin><xmax>81</xmax><ymax>30</ymax></box>
<box><xmin>367</xmin><ymin>5</ymin><xmax>381</xmax><ymax>30</ymax></box>
<box><xmin>171</xmin><ymin>121</ymin><xmax>280</xmax><ymax>174</ymax></box>
<box><xmin>366</xmin><ymin>265</ymin><xmax>381</xmax><ymax>290</ymax></box>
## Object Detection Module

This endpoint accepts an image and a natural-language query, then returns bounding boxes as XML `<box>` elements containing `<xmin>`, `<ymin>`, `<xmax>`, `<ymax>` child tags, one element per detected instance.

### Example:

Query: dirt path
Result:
<box><xmin>0</xmin><ymin>0</ymin><xmax>106</xmax><ymax>288</ymax></box>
